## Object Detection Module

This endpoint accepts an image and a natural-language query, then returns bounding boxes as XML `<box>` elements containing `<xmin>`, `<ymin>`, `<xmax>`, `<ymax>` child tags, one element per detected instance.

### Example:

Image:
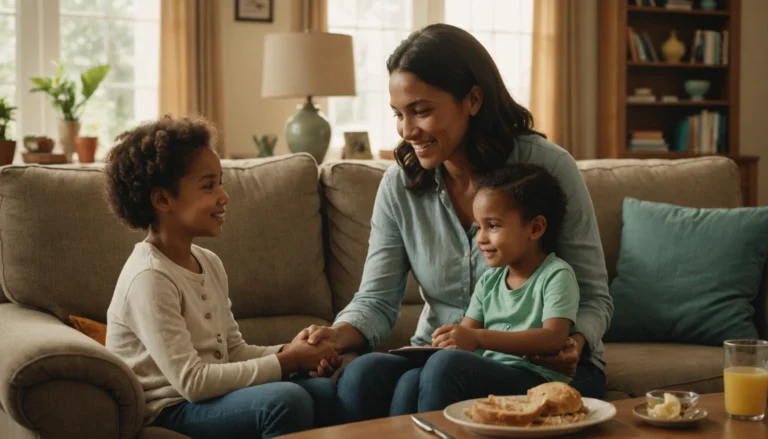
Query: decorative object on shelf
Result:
<box><xmin>235</xmin><ymin>0</ymin><xmax>273</xmax><ymax>23</ymax></box>
<box><xmin>0</xmin><ymin>97</ymin><xmax>17</xmax><ymax>166</ymax></box>
<box><xmin>29</xmin><ymin>62</ymin><xmax>110</xmax><ymax>162</ymax></box>
<box><xmin>627</xmin><ymin>87</ymin><xmax>656</xmax><ymax>103</ymax></box>
<box><xmin>21</xmin><ymin>152</ymin><xmax>67</xmax><ymax>164</ymax></box>
<box><xmin>700</xmin><ymin>0</ymin><xmax>717</xmax><ymax>10</ymax></box>
<box><xmin>23</xmin><ymin>136</ymin><xmax>54</xmax><ymax>153</ymax></box>
<box><xmin>261</xmin><ymin>32</ymin><xmax>356</xmax><ymax>165</ymax></box>
<box><xmin>343</xmin><ymin>132</ymin><xmax>373</xmax><ymax>160</ymax></box>
<box><xmin>74</xmin><ymin>136</ymin><xmax>98</xmax><ymax>163</ymax></box>
<box><xmin>252</xmin><ymin>133</ymin><xmax>277</xmax><ymax>157</ymax></box>
<box><xmin>661</xmin><ymin>31</ymin><xmax>686</xmax><ymax>63</ymax></box>
<box><xmin>684</xmin><ymin>79</ymin><xmax>711</xmax><ymax>101</ymax></box>
<box><xmin>662</xmin><ymin>95</ymin><xmax>680</xmax><ymax>102</ymax></box>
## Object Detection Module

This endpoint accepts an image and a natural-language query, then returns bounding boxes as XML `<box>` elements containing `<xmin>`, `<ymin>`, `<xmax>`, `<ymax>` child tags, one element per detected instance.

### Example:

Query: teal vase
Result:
<box><xmin>285</xmin><ymin>100</ymin><xmax>331</xmax><ymax>164</ymax></box>
<box><xmin>700</xmin><ymin>0</ymin><xmax>717</xmax><ymax>10</ymax></box>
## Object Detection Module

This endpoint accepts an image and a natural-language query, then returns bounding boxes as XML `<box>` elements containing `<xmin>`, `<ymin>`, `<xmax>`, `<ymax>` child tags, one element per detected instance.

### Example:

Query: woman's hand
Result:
<box><xmin>524</xmin><ymin>335</ymin><xmax>583</xmax><ymax>377</ymax></box>
<box><xmin>431</xmin><ymin>324</ymin><xmax>480</xmax><ymax>351</ymax></box>
<box><xmin>299</xmin><ymin>325</ymin><xmax>342</xmax><ymax>377</ymax></box>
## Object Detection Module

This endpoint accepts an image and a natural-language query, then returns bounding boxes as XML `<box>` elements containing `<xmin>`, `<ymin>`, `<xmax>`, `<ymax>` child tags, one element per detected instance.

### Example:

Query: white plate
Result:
<box><xmin>632</xmin><ymin>403</ymin><xmax>708</xmax><ymax>428</ymax></box>
<box><xmin>443</xmin><ymin>396</ymin><xmax>616</xmax><ymax>438</ymax></box>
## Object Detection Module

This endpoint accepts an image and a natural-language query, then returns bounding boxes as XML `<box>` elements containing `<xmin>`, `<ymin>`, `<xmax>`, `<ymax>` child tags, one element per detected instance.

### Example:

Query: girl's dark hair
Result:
<box><xmin>476</xmin><ymin>164</ymin><xmax>567</xmax><ymax>254</ymax></box>
<box><xmin>387</xmin><ymin>23</ymin><xmax>540</xmax><ymax>193</ymax></box>
<box><xmin>104</xmin><ymin>114</ymin><xmax>217</xmax><ymax>230</ymax></box>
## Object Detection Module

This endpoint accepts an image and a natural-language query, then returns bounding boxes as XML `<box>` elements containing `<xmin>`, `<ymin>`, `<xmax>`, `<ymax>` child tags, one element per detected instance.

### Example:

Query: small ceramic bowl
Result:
<box><xmin>646</xmin><ymin>390</ymin><xmax>700</xmax><ymax>412</ymax></box>
<box><xmin>633</xmin><ymin>403</ymin><xmax>708</xmax><ymax>429</ymax></box>
<box><xmin>684</xmin><ymin>80</ymin><xmax>711</xmax><ymax>101</ymax></box>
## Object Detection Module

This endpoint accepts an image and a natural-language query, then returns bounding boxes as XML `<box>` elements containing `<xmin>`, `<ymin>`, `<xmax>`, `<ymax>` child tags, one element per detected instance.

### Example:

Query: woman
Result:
<box><xmin>301</xmin><ymin>23</ymin><xmax>613</xmax><ymax>423</ymax></box>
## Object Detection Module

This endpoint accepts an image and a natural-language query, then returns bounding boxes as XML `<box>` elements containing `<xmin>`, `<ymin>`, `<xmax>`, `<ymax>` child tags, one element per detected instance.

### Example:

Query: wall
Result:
<box><xmin>220</xmin><ymin>0</ymin><xmax>322</xmax><ymax>157</ymax></box>
<box><xmin>739</xmin><ymin>0</ymin><xmax>768</xmax><ymax>205</ymax></box>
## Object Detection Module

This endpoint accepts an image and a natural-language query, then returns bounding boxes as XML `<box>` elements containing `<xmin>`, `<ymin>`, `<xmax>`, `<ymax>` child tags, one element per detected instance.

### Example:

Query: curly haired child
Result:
<box><xmin>104</xmin><ymin>115</ymin><xmax>339</xmax><ymax>438</ymax></box>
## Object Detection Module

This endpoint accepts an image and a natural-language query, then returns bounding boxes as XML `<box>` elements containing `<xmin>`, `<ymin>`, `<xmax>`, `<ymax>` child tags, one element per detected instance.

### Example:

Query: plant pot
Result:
<box><xmin>75</xmin><ymin>136</ymin><xmax>98</xmax><ymax>163</ymax></box>
<box><xmin>0</xmin><ymin>139</ymin><xmax>16</xmax><ymax>166</ymax></box>
<box><xmin>59</xmin><ymin>120</ymin><xmax>81</xmax><ymax>162</ymax></box>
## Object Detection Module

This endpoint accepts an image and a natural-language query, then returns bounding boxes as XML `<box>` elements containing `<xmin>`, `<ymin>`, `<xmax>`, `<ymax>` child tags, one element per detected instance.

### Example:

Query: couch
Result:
<box><xmin>0</xmin><ymin>154</ymin><xmax>765</xmax><ymax>438</ymax></box>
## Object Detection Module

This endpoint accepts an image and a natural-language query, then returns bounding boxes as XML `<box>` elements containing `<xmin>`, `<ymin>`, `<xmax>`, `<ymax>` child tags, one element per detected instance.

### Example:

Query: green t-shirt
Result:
<box><xmin>465</xmin><ymin>253</ymin><xmax>580</xmax><ymax>383</ymax></box>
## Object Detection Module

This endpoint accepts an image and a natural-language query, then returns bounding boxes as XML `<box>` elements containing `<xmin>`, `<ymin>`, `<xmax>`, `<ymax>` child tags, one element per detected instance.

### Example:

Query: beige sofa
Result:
<box><xmin>0</xmin><ymin>154</ymin><xmax>765</xmax><ymax>438</ymax></box>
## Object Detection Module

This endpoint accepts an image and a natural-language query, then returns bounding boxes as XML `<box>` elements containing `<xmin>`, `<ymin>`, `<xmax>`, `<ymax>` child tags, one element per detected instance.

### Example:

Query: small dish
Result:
<box><xmin>646</xmin><ymin>390</ymin><xmax>699</xmax><ymax>412</ymax></box>
<box><xmin>633</xmin><ymin>403</ymin><xmax>708</xmax><ymax>429</ymax></box>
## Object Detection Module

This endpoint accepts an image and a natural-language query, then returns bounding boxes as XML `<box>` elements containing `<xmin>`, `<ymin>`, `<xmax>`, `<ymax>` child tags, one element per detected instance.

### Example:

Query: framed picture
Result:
<box><xmin>235</xmin><ymin>0</ymin><xmax>273</xmax><ymax>23</ymax></box>
<box><xmin>343</xmin><ymin>132</ymin><xmax>373</xmax><ymax>160</ymax></box>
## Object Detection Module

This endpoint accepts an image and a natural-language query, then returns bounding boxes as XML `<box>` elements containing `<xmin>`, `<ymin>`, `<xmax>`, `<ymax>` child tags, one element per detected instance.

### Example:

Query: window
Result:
<box><xmin>0</xmin><ymin>0</ymin><xmax>16</xmax><ymax>140</ymax></box>
<box><xmin>60</xmin><ymin>0</ymin><xmax>160</xmax><ymax>148</ymax></box>
<box><xmin>327</xmin><ymin>0</ymin><xmax>534</xmax><ymax>154</ymax></box>
<box><xmin>2</xmin><ymin>0</ymin><xmax>160</xmax><ymax>161</ymax></box>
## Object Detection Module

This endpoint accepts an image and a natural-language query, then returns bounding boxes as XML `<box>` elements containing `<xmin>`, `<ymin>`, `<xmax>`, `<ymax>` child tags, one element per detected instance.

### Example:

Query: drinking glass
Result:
<box><xmin>723</xmin><ymin>339</ymin><xmax>768</xmax><ymax>421</ymax></box>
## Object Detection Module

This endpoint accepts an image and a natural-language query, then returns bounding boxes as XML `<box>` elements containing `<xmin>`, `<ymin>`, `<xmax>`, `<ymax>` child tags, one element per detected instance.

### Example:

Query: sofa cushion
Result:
<box><xmin>604</xmin><ymin>343</ymin><xmax>723</xmax><ymax>399</ymax></box>
<box><xmin>0</xmin><ymin>154</ymin><xmax>334</xmax><ymax>324</ymax></box>
<box><xmin>606</xmin><ymin>198</ymin><xmax>768</xmax><ymax>345</ymax></box>
<box><xmin>319</xmin><ymin>160</ymin><xmax>423</xmax><ymax>316</ymax></box>
<box><xmin>577</xmin><ymin>157</ymin><xmax>742</xmax><ymax>282</ymax></box>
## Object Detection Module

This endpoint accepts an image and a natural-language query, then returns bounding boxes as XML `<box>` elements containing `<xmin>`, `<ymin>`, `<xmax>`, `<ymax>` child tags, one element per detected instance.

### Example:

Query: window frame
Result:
<box><xmin>5</xmin><ymin>0</ymin><xmax>159</xmax><ymax>160</ymax></box>
<box><xmin>326</xmin><ymin>0</ymin><xmax>533</xmax><ymax>153</ymax></box>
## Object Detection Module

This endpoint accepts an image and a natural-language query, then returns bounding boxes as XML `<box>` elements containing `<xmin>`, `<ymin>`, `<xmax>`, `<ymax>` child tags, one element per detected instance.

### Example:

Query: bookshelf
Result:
<box><xmin>598</xmin><ymin>0</ymin><xmax>758</xmax><ymax>206</ymax></box>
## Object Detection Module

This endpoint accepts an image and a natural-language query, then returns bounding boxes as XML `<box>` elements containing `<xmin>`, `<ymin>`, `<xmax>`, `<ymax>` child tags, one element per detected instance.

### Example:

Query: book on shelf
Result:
<box><xmin>628</xmin><ymin>129</ymin><xmax>669</xmax><ymax>152</ymax></box>
<box><xmin>664</xmin><ymin>0</ymin><xmax>693</xmax><ymax>10</ymax></box>
<box><xmin>627</xmin><ymin>27</ymin><xmax>659</xmax><ymax>62</ymax></box>
<box><xmin>690</xmin><ymin>30</ymin><xmax>728</xmax><ymax>65</ymax></box>
<box><xmin>672</xmin><ymin>111</ymin><xmax>727</xmax><ymax>154</ymax></box>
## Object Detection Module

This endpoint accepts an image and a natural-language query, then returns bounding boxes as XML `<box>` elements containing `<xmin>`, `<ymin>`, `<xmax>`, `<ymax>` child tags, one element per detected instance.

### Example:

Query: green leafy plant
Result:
<box><xmin>0</xmin><ymin>97</ymin><xmax>17</xmax><ymax>141</ymax></box>
<box><xmin>29</xmin><ymin>62</ymin><xmax>111</xmax><ymax>121</ymax></box>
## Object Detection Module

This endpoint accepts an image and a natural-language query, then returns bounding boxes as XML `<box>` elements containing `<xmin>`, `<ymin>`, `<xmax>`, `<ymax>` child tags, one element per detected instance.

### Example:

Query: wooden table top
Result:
<box><xmin>279</xmin><ymin>392</ymin><xmax>767</xmax><ymax>438</ymax></box>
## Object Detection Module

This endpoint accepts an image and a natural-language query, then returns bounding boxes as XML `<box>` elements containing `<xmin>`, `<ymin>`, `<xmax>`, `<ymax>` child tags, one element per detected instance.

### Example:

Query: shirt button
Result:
<box><xmin>202</xmin><ymin>294</ymin><xmax>208</xmax><ymax>300</ymax></box>
<box><xmin>464</xmin><ymin>252</ymin><xmax>469</xmax><ymax>258</ymax></box>
<box><xmin>205</xmin><ymin>312</ymin><xmax>212</xmax><ymax>319</ymax></box>
<box><xmin>217</xmin><ymin>334</ymin><xmax>223</xmax><ymax>343</ymax></box>
<box><xmin>463</xmin><ymin>287</ymin><xmax>469</xmax><ymax>292</ymax></box>
<box><xmin>213</xmin><ymin>350</ymin><xmax>222</xmax><ymax>359</ymax></box>
<box><xmin>201</xmin><ymin>279</ymin><xmax>205</xmax><ymax>286</ymax></box>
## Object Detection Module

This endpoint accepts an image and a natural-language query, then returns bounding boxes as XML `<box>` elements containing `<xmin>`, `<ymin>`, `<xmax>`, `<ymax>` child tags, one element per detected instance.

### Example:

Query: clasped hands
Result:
<box><xmin>283</xmin><ymin>325</ymin><xmax>342</xmax><ymax>377</ymax></box>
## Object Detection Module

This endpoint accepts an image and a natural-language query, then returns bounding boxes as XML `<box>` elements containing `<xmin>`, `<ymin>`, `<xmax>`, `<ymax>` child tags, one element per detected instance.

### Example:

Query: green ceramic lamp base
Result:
<box><xmin>285</xmin><ymin>96</ymin><xmax>331</xmax><ymax>164</ymax></box>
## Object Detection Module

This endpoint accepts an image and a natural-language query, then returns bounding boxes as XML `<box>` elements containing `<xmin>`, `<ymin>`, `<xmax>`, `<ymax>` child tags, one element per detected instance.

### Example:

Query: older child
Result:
<box><xmin>104</xmin><ymin>115</ymin><xmax>338</xmax><ymax>438</ymax></box>
<box><xmin>425</xmin><ymin>163</ymin><xmax>579</xmax><ymax>408</ymax></box>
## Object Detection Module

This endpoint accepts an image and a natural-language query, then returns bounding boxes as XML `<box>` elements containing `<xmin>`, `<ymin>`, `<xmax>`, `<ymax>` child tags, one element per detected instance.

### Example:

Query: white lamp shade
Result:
<box><xmin>261</xmin><ymin>32</ymin><xmax>356</xmax><ymax>99</ymax></box>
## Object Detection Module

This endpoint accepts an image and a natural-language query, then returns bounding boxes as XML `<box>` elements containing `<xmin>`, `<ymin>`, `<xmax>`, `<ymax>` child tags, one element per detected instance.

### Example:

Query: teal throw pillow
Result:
<box><xmin>605</xmin><ymin>197</ymin><xmax>768</xmax><ymax>345</ymax></box>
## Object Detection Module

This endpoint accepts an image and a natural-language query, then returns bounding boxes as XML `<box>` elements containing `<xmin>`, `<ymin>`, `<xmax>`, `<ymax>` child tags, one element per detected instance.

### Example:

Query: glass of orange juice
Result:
<box><xmin>723</xmin><ymin>339</ymin><xmax>768</xmax><ymax>421</ymax></box>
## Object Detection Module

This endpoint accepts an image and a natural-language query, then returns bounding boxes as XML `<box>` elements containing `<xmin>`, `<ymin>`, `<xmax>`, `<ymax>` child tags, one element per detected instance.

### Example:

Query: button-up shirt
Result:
<box><xmin>106</xmin><ymin>242</ymin><xmax>283</xmax><ymax>424</ymax></box>
<box><xmin>334</xmin><ymin>134</ymin><xmax>613</xmax><ymax>371</ymax></box>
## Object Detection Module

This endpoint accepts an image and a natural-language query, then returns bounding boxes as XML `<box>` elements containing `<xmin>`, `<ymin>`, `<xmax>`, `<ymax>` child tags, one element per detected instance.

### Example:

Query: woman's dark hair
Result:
<box><xmin>387</xmin><ymin>23</ymin><xmax>540</xmax><ymax>193</ymax></box>
<box><xmin>104</xmin><ymin>114</ymin><xmax>217</xmax><ymax>230</ymax></box>
<box><xmin>476</xmin><ymin>163</ymin><xmax>567</xmax><ymax>254</ymax></box>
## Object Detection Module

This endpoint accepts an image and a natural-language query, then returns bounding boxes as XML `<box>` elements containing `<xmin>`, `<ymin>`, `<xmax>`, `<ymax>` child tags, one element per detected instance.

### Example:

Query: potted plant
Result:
<box><xmin>0</xmin><ymin>97</ymin><xmax>17</xmax><ymax>166</ymax></box>
<box><xmin>29</xmin><ymin>62</ymin><xmax>110</xmax><ymax>162</ymax></box>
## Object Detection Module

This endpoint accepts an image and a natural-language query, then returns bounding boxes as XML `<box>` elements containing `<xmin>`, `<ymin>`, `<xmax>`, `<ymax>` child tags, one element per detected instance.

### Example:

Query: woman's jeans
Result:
<box><xmin>151</xmin><ymin>377</ymin><xmax>335</xmax><ymax>439</ymax></box>
<box><xmin>334</xmin><ymin>349</ymin><xmax>606</xmax><ymax>424</ymax></box>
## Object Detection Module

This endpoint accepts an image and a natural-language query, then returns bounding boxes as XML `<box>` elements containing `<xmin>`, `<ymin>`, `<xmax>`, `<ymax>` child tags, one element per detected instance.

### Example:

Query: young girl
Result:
<box><xmin>425</xmin><ymin>163</ymin><xmax>579</xmax><ymax>407</ymax></box>
<box><xmin>103</xmin><ymin>115</ymin><xmax>339</xmax><ymax>438</ymax></box>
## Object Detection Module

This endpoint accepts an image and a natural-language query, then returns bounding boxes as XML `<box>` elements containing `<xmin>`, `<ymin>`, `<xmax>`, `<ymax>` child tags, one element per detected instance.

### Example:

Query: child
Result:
<box><xmin>431</xmin><ymin>163</ymin><xmax>578</xmax><ymax>389</ymax></box>
<box><xmin>104</xmin><ymin>115</ymin><xmax>339</xmax><ymax>439</ymax></box>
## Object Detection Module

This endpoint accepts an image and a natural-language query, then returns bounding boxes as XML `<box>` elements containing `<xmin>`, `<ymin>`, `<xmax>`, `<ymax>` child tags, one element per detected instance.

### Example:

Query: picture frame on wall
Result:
<box><xmin>343</xmin><ymin>132</ymin><xmax>373</xmax><ymax>160</ymax></box>
<box><xmin>235</xmin><ymin>0</ymin><xmax>273</xmax><ymax>23</ymax></box>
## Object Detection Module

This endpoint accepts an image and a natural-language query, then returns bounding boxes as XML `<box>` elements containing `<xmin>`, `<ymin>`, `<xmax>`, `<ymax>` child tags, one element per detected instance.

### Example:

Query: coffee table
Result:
<box><xmin>279</xmin><ymin>393</ymin><xmax>766</xmax><ymax>438</ymax></box>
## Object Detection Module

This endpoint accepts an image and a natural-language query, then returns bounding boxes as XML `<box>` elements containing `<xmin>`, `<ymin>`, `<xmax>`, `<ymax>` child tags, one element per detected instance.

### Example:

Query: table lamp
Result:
<box><xmin>261</xmin><ymin>32</ymin><xmax>356</xmax><ymax>164</ymax></box>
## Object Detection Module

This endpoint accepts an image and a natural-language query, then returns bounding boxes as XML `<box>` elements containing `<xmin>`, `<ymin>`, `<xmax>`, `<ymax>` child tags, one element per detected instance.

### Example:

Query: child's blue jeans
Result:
<box><xmin>151</xmin><ymin>377</ymin><xmax>335</xmax><ymax>438</ymax></box>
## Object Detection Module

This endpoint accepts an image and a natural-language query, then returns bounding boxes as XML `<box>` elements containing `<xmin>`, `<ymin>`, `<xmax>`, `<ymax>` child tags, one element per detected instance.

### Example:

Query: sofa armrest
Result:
<box><xmin>0</xmin><ymin>304</ymin><xmax>144</xmax><ymax>439</ymax></box>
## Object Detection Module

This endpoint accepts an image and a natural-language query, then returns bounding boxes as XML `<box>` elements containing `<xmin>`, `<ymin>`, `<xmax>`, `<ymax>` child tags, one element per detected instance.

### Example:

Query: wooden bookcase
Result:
<box><xmin>598</xmin><ymin>0</ymin><xmax>758</xmax><ymax>206</ymax></box>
